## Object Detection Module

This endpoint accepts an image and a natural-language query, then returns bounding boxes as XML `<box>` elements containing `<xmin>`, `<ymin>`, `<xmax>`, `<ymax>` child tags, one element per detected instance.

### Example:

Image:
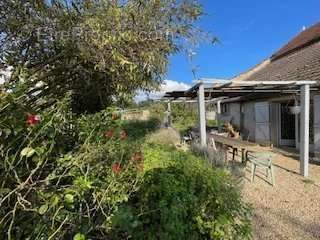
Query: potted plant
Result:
<box><xmin>289</xmin><ymin>105</ymin><xmax>301</xmax><ymax>114</ymax></box>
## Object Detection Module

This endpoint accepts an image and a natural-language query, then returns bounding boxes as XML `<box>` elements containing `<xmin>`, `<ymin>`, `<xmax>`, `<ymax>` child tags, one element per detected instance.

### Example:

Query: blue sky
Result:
<box><xmin>166</xmin><ymin>0</ymin><xmax>320</xmax><ymax>85</ymax></box>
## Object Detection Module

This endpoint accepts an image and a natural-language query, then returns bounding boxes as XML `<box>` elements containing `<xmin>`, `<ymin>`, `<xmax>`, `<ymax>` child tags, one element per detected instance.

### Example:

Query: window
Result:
<box><xmin>221</xmin><ymin>104</ymin><xmax>229</xmax><ymax>114</ymax></box>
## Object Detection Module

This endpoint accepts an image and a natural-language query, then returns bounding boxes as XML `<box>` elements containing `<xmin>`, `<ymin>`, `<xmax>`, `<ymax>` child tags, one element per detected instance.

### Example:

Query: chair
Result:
<box><xmin>210</xmin><ymin>137</ymin><xmax>217</xmax><ymax>151</ymax></box>
<box><xmin>247</xmin><ymin>152</ymin><xmax>276</xmax><ymax>186</ymax></box>
<box><xmin>181</xmin><ymin>132</ymin><xmax>192</xmax><ymax>145</ymax></box>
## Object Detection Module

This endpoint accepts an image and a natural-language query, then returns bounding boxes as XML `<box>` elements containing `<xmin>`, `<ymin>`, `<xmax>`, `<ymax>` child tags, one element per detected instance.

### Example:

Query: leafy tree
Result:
<box><xmin>0</xmin><ymin>0</ymin><xmax>206</xmax><ymax>113</ymax></box>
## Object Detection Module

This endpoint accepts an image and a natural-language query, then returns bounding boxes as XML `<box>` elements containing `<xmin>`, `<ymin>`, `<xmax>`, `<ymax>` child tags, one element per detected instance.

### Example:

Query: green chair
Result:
<box><xmin>247</xmin><ymin>152</ymin><xmax>276</xmax><ymax>186</ymax></box>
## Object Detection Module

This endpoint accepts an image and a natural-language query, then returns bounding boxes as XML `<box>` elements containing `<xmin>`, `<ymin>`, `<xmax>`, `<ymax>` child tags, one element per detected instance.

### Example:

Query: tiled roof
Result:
<box><xmin>232</xmin><ymin>22</ymin><xmax>320</xmax><ymax>83</ymax></box>
<box><xmin>271</xmin><ymin>22</ymin><xmax>320</xmax><ymax>60</ymax></box>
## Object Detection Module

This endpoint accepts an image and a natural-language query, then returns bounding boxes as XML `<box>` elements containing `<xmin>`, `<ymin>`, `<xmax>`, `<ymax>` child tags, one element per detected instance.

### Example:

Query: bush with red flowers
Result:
<box><xmin>112</xmin><ymin>162</ymin><xmax>122</xmax><ymax>174</ymax></box>
<box><xmin>104</xmin><ymin>129</ymin><xmax>114</xmax><ymax>138</ymax></box>
<box><xmin>0</xmin><ymin>91</ymin><xmax>158</xmax><ymax>240</ymax></box>
<box><xmin>0</xmin><ymin>90</ymin><xmax>250</xmax><ymax>240</ymax></box>
<box><xmin>26</xmin><ymin>114</ymin><xmax>41</xmax><ymax>126</ymax></box>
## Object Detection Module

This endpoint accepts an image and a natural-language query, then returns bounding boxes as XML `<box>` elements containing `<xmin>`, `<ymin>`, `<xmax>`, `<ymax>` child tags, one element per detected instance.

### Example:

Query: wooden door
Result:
<box><xmin>255</xmin><ymin>102</ymin><xmax>270</xmax><ymax>144</ymax></box>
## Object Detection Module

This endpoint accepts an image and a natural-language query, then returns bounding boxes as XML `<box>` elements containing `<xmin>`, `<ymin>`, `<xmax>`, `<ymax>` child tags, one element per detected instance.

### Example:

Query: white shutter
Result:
<box><xmin>255</xmin><ymin>102</ymin><xmax>270</xmax><ymax>144</ymax></box>
<box><xmin>314</xmin><ymin>95</ymin><xmax>320</xmax><ymax>152</ymax></box>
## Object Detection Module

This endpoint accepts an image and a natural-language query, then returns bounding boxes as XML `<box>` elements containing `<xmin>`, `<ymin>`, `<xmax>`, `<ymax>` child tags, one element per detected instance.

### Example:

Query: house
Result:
<box><xmin>219</xmin><ymin>22</ymin><xmax>320</xmax><ymax>156</ymax></box>
<box><xmin>164</xmin><ymin>22</ymin><xmax>320</xmax><ymax>177</ymax></box>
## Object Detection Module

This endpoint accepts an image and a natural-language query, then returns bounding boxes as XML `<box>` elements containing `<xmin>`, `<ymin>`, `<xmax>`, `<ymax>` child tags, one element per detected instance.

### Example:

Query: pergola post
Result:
<box><xmin>167</xmin><ymin>101</ymin><xmax>172</xmax><ymax>127</ymax></box>
<box><xmin>300</xmin><ymin>84</ymin><xmax>310</xmax><ymax>177</ymax></box>
<box><xmin>217</xmin><ymin>100</ymin><xmax>222</xmax><ymax>132</ymax></box>
<box><xmin>217</xmin><ymin>100</ymin><xmax>221</xmax><ymax>114</ymax></box>
<box><xmin>198</xmin><ymin>82</ymin><xmax>207</xmax><ymax>147</ymax></box>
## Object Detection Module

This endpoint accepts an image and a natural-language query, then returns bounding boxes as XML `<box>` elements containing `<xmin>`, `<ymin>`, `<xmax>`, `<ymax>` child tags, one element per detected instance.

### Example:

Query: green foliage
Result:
<box><xmin>0</xmin><ymin>90</ymin><xmax>251</xmax><ymax>239</ymax></box>
<box><xmin>207</xmin><ymin>119</ymin><xmax>219</xmax><ymax>127</ymax></box>
<box><xmin>1</xmin><ymin>0</ymin><xmax>207</xmax><ymax>113</ymax></box>
<box><xmin>112</xmin><ymin>144</ymin><xmax>252</xmax><ymax>240</ymax></box>
<box><xmin>171</xmin><ymin>103</ymin><xmax>198</xmax><ymax>133</ymax></box>
<box><xmin>147</xmin><ymin>102</ymin><xmax>167</xmax><ymax>120</ymax></box>
<box><xmin>122</xmin><ymin>118</ymin><xmax>161</xmax><ymax>141</ymax></box>
<box><xmin>0</xmin><ymin>92</ymin><xmax>149</xmax><ymax>239</ymax></box>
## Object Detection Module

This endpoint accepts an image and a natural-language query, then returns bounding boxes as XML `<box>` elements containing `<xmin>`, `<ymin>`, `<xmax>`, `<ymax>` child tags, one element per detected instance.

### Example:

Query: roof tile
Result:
<box><xmin>233</xmin><ymin>23</ymin><xmax>320</xmax><ymax>83</ymax></box>
<box><xmin>271</xmin><ymin>22</ymin><xmax>320</xmax><ymax>60</ymax></box>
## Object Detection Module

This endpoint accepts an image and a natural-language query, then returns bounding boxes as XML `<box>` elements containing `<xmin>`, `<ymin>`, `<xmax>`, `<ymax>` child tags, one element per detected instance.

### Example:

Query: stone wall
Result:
<box><xmin>121</xmin><ymin>110</ymin><xmax>150</xmax><ymax>121</ymax></box>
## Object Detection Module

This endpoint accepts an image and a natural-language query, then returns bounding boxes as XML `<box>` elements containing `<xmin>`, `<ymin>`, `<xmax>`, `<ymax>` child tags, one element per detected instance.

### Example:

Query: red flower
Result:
<box><xmin>119</xmin><ymin>130</ymin><xmax>127</xmax><ymax>140</ymax></box>
<box><xmin>112</xmin><ymin>162</ymin><xmax>121</xmax><ymax>174</ymax></box>
<box><xmin>131</xmin><ymin>153</ymin><xmax>143</xmax><ymax>162</ymax></box>
<box><xmin>104</xmin><ymin>130</ymin><xmax>113</xmax><ymax>138</ymax></box>
<box><xmin>26</xmin><ymin>114</ymin><xmax>41</xmax><ymax>126</ymax></box>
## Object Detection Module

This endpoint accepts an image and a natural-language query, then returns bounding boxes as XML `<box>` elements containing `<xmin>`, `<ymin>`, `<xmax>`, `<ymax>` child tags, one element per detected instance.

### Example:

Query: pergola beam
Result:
<box><xmin>200</xmin><ymin>79</ymin><xmax>317</xmax><ymax>86</ymax></box>
<box><xmin>204</xmin><ymin>89</ymin><xmax>301</xmax><ymax>93</ymax></box>
<box><xmin>169</xmin><ymin>97</ymin><xmax>227</xmax><ymax>103</ymax></box>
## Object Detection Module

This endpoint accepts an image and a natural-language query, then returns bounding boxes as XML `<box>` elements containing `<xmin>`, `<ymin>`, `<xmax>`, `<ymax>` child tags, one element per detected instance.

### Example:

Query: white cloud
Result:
<box><xmin>135</xmin><ymin>80</ymin><xmax>190</xmax><ymax>102</ymax></box>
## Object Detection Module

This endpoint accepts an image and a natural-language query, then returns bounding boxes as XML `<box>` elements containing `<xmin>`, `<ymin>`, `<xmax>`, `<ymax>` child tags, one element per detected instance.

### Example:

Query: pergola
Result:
<box><xmin>164</xmin><ymin>79</ymin><xmax>320</xmax><ymax>177</ymax></box>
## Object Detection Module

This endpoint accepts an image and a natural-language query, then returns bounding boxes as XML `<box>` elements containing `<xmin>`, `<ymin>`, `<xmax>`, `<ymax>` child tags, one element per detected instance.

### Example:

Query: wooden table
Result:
<box><xmin>209</xmin><ymin>133</ymin><xmax>269</xmax><ymax>162</ymax></box>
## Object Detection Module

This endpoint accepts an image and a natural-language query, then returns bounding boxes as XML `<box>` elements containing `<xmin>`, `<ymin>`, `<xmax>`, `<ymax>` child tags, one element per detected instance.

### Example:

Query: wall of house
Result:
<box><xmin>254</xmin><ymin>101</ymin><xmax>272</xmax><ymax>145</ymax></box>
<box><xmin>224</xmin><ymin>95</ymin><xmax>319</xmax><ymax>155</ymax></box>
<box><xmin>314</xmin><ymin>95</ymin><xmax>320</xmax><ymax>158</ymax></box>
<box><xmin>240</xmin><ymin>102</ymin><xmax>256</xmax><ymax>142</ymax></box>
<box><xmin>228</xmin><ymin>103</ymin><xmax>241</xmax><ymax>129</ymax></box>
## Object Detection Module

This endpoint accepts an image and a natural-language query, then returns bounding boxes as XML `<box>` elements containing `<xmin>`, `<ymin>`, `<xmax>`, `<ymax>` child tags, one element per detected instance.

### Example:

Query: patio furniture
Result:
<box><xmin>247</xmin><ymin>152</ymin><xmax>276</xmax><ymax>186</ymax></box>
<box><xmin>209</xmin><ymin>133</ymin><xmax>262</xmax><ymax>162</ymax></box>
<box><xmin>181</xmin><ymin>132</ymin><xmax>192</xmax><ymax>145</ymax></box>
<box><xmin>182</xmin><ymin>131</ymin><xmax>199</xmax><ymax>145</ymax></box>
<box><xmin>231</xmin><ymin>130</ymin><xmax>251</xmax><ymax>160</ymax></box>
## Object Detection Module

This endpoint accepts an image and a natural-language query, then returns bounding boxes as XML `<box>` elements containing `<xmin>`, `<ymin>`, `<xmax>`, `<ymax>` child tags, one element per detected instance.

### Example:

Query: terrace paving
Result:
<box><xmin>239</xmin><ymin>150</ymin><xmax>320</xmax><ymax>240</ymax></box>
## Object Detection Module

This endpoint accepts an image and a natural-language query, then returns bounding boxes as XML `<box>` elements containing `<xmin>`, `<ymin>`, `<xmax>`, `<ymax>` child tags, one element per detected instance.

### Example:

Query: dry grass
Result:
<box><xmin>145</xmin><ymin>127</ymin><xmax>181</xmax><ymax>146</ymax></box>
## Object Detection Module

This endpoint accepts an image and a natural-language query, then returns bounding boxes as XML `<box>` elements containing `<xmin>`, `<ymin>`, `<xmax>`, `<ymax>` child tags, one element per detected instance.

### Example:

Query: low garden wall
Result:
<box><xmin>121</xmin><ymin>109</ymin><xmax>150</xmax><ymax>121</ymax></box>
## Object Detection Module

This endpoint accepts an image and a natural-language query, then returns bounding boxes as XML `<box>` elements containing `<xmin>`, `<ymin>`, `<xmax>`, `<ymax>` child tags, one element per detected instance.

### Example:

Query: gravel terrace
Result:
<box><xmin>240</xmin><ymin>149</ymin><xmax>320</xmax><ymax>240</ymax></box>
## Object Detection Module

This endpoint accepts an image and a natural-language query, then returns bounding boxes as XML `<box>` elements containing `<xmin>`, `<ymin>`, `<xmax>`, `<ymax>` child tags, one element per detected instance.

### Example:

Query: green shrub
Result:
<box><xmin>0</xmin><ymin>90</ymin><xmax>250</xmax><ymax>239</ymax></box>
<box><xmin>171</xmin><ymin>103</ymin><xmax>197</xmax><ymax>133</ymax></box>
<box><xmin>121</xmin><ymin>118</ymin><xmax>161</xmax><ymax>141</ymax></box>
<box><xmin>112</xmin><ymin>144</ymin><xmax>252</xmax><ymax>240</ymax></box>
<box><xmin>0</xmin><ymin>93</ymin><xmax>147</xmax><ymax>239</ymax></box>
<box><xmin>207</xmin><ymin>119</ymin><xmax>219</xmax><ymax>128</ymax></box>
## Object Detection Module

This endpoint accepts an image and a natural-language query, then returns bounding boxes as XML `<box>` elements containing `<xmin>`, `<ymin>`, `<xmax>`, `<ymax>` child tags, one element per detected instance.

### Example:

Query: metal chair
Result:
<box><xmin>181</xmin><ymin>132</ymin><xmax>192</xmax><ymax>145</ymax></box>
<box><xmin>247</xmin><ymin>152</ymin><xmax>276</xmax><ymax>186</ymax></box>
